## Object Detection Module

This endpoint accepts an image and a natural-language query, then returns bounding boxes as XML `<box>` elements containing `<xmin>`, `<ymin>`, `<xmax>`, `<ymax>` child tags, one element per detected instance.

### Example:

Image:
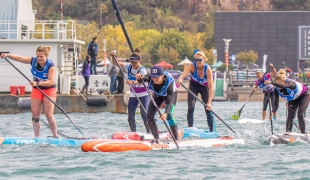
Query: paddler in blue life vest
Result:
<box><xmin>176</xmin><ymin>51</ymin><xmax>215</xmax><ymax>132</ymax></box>
<box><xmin>265</xmin><ymin>69</ymin><xmax>310</xmax><ymax>134</ymax></box>
<box><xmin>136</xmin><ymin>66</ymin><xmax>179</xmax><ymax>144</ymax></box>
<box><xmin>0</xmin><ymin>46</ymin><xmax>58</xmax><ymax>137</ymax></box>
<box><xmin>253</xmin><ymin>63</ymin><xmax>277</xmax><ymax>120</ymax></box>
<box><xmin>111</xmin><ymin>48</ymin><xmax>150</xmax><ymax>134</ymax></box>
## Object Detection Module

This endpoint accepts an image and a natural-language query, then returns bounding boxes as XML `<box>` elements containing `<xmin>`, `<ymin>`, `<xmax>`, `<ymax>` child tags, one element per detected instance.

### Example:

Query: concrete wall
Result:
<box><xmin>0</xmin><ymin>94</ymin><xmax>127</xmax><ymax>114</ymax></box>
<box><xmin>215</xmin><ymin>11</ymin><xmax>310</xmax><ymax>72</ymax></box>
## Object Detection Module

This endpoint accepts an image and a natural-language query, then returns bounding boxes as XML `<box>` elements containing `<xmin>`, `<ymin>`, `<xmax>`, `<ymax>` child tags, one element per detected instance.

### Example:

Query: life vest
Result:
<box><xmin>257</xmin><ymin>74</ymin><xmax>274</xmax><ymax>92</ymax></box>
<box><xmin>31</xmin><ymin>58</ymin><xmax>53</xmax><ymax>82</ymax></box>
<box><xmin>190</xmin><ymin>62</ymin><xmax>208</xmax><ymax>86</ymax></box>
<box><xmin>149</xmin><ymin>72</ymin><xmax>176</xmax><ymax>96</ymax></box>
<box><xmin>127</xmin><ymin>64</ymin><xmax>147</xmax><ymax>93</ymax></box>
<box><xmin>275</xmin><ymin>78</ymin><xmax>304</xmax><ymax>101</ymax></box>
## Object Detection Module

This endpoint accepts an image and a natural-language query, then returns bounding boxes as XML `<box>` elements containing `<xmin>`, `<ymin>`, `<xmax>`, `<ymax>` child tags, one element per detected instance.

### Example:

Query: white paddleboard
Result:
<box><xmin>238</xmin><ymin>118</ymin><xmax>266</xmax><ymax>124</ymax></box>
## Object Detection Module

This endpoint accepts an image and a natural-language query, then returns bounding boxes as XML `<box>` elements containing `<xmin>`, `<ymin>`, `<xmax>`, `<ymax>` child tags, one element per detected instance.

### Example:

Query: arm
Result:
<box><xmin>164</xmin><ymin>82</ymin><xmax>176</xmax><ymax>115</ymax></box>
<box><xmin>82</xmin><ymin>61</ymin><xmax>87</xmax><ymax>74</ymax></box>
<box><xmin>206</xmin><ymin>66</ymin><xmax>213</xmax><ymax>107</ymax></box>
<box><xmin>110</xmin><ymin>53</ymin><xmax>124</xmax><ymax>68</ymax></box>
<box><xmin>272</xmin><ymin>81</ymin><xmax>295</xmax><ymax>89</ymax></box>
<box><xmin>0</xmin><ymin>53</ymin><xmax>32</xmax><ymax>64</ymax></box>
<box><xmin>177</xmin><ymin>64</ymin><xmax>193</xmax><ymax>84</ymax></box>
<box><xmin>36</xmin><ymin>66</ymin><xmax>56</xmax><ymax>87</ymax></box>
<box><xmin>269</xmin><ymin>63</ymin><xmax>276</xmax><ymax>77</ymax></box>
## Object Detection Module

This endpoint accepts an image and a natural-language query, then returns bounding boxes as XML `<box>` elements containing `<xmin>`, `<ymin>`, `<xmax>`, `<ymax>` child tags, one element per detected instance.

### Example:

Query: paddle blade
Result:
<box><xmin>231</xmin><ymin>110</ymin><xmax>242</xmax><ymax>120</ymax></box>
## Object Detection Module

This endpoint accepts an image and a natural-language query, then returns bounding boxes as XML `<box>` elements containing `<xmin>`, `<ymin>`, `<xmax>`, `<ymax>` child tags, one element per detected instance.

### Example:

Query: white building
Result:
<box><xmin>0</xmin><ymin>0</ymin><xmax>113</xmax><ymax>95</ymax></box>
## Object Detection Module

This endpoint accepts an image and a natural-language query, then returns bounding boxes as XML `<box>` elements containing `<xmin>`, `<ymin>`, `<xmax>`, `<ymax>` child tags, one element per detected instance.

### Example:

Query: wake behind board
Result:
<box><xmin>238</xmin><ymin>118</ymin><xmax>266</xmax><ymax>124</ymax></box>
<box><xmin>81</xmin><ymin>137</ymin><xmax>245</xmax><ymax>152</ymax></box>
<box><xmin>112</xmin><ymin>127</ymin><xmax>220</xmax><ymax>140</ymax></box>
<box><xmin>267</xmin><ymin>132</ymin><xmax>310</xmax><ymax>146</ymax></box>
<box><xmin>0</xmin><ymin>137</ymin><xmax>94</xmax><ymax>146</ymax></box>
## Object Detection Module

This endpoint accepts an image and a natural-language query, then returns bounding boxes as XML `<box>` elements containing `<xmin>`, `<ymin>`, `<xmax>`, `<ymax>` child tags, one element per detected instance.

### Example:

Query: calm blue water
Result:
<box><xmin>0</xmin><ymin>101</ymin><xmax>310</xmax><ymax>180</ymax></box>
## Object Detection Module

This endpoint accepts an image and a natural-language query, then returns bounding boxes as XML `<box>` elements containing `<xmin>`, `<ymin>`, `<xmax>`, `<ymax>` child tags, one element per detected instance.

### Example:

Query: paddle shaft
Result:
<box><xmin>267</xmin><ymin>87</ymin><xmax>274</xmax><ymax>135</ymax></box>
<box><xmin>181</xmin><ymin>83</ymin><xmax>236</xmax><ymax>133</ymax></box>
<box><xmin>40</xmin><ymin>119</ymin><xmax>94</xmax><ymax>140</ymax></box>
<box><xmin>4</xmin><ymin>57</ymin><xmax>84</xmax><ymax>135</ymax></box>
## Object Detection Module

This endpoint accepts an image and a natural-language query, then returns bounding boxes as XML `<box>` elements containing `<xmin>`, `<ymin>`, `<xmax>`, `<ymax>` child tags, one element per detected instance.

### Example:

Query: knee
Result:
<box><xmin>45</xmin><ymin>113</ymin><xmax>54</xmax><ymax>120</ymax></box>
<box><xmin>32</xmin><ymin>117</ymin><xmax>40</xmax><ymax>123</ymax></box>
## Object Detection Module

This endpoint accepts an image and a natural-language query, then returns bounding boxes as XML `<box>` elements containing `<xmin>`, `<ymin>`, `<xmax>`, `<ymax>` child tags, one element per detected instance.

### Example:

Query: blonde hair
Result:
<box><xmin>275</xmin><ymin>69</ymin><xmax>286</xmax><ymax>81</ymax></box>
<box><xmin>36</xmin><ymin>46</ymin><xmax>51</xmax><ymax>57</ymax></box>
<box><xmin>194</xmin><ymin>51</ymin><xmax>207</xmax><ymax>61</ymax></box>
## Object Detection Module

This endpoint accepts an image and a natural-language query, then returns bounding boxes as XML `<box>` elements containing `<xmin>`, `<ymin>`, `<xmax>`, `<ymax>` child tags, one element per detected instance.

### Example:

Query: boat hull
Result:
<box><xmin>81</xmin><ymin>136</ymin><xmax>245</xmax><ymax>152</ymax></box>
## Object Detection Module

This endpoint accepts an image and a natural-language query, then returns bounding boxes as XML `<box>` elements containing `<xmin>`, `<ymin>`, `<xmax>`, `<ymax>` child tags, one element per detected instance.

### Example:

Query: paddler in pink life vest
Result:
<box><xmin>253</xmin><ymin>63</ymin><xmax>277</xmax><ymax>120</ymax></box>
<box><xmin>265</xmin><ymin>69</ymin><xmax>310</xmax><ymax>134</ymax></box>
<box><xmin>176</xmin><ymin>51</ymin><xmax>215</xmax><ymax>132</ymax></box>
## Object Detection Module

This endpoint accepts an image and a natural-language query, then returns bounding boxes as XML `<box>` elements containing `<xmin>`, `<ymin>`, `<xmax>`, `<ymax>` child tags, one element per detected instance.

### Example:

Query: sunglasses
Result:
<box><xmin>194</xmin><ymin>58</ymin><xmax>203</xmax><ymax>62</ymax></box>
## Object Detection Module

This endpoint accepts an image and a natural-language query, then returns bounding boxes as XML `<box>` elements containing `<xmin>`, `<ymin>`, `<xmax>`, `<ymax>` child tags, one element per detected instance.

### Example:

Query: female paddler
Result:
<box><xmin>265</xmin><ymin>69</ymin><xmax>309</xmax><ymax>134</ymax></box>
<box><xmin>0</xmin><ymin>46</ymin><xmax>58</xmax><ymax>137</ymax></box>
<box><xmin>176</xmin><ymin>51</ymin><xmax>214</xmax><ymax>132</ymax></box>
<box><xmin>253</xmin><ymin>63</ymin><xmax>277</xmax><ymax>120</ymax></box>
<box><xmin>111</xmin><ymin>48</ymin><xmax>150</xmax><ymax>133</ymax></box>
<box><xmin>136</xmin><ymin>66</ymin><xmax>179</xmax><ymax>144</ymax></box>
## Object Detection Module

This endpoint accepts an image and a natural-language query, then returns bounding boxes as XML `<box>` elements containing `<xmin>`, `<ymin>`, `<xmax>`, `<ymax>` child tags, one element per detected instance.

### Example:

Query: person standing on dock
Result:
<box><xmin>88</xmin><ymin>37</ymin><xmax>98</xmax><ymax>75</ymax></box>
<box><xmin>136</xmin><ymin>66</ymin><xmax>179</xmax><ymax>144</ymax></box>
<box><xmin>176</xmin><ymin>51</ymin><xmax>214</xmax><ymax>132</ymax></box>
<box><xmin>81</xmin><ymin>55</ymin><xmax>91</xmax><ymax>95</ymax></box>
<box><xmin>108</xmin><ymin>50</ymin><xmax>119</xmax><ymax>94</ymax></box>
<box><xmin>253</xmin><ymin>63</ymin><xmax>277</xmax><ymax>120</ymax></box>
<box><xmin>111</xmin><ymin>48</ymin><xmax>150</xmax><ymax>133</ymax></box>
<box><xmin>265</xmin><ymin>69</ymin><xmax>309</xmax><ymax>134</ymax></box>
<box><xmin>1</xmin><ymin>46</ymin><xmax>58</xmax><ymax>137</ymax></box>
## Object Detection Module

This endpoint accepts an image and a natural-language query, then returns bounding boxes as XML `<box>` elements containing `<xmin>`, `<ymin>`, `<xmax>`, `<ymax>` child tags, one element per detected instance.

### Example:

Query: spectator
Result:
<box><xmin>81</xmin><ymin>55</ymin><xmax>91</xmax><ymax>95</ymax></box>
<box><xmin>88</xmin><ymin>37</ymin><xmax>98</xmax><ymax>75</ymax></box>
<box><xmin>108</xmin><ymin>50</ymin><xmax>119</xmax><ymax>94</ymax></box>
<box><xmin>116</xmin><ymin>59</ymin><xmax>126</xmax><ymax>94</ymax></box>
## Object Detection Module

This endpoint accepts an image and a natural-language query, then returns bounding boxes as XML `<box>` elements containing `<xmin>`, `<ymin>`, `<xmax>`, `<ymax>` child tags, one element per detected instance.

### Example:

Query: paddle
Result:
<box><xmin>181</xmin><ymin>83</ymin><xmax>236</xmax><ymax>133</ymax></box>
<box><xmin>231</xmin><ymin>67</ymin><xmax>271</xmax><ymax>120</ymax></box>
<box><xmin>267</xmin><ymin>87</ymin><xmax>274</xmax><ymax>135</ymax></box>
<box><xmin>4</xmin><ymin>57</ymin><xmax>84</xmax><ymax>135</ymax></box>
<box><xmin>40</xmin><ymin>119</ymin><xmax>96</xmax><ymax>140</ymax></box>
<box><xmin>111</xmin><ymin>0</ymin><xmax>179</xmax><ymax>147</ymax></box>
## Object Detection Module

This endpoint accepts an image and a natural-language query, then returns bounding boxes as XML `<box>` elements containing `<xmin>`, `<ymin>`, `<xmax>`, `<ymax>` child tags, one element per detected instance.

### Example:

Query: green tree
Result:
<box><xmin>236</xmin><ymin>50</ymin><xmax>258</xmax><ymax>65</ymax></box>
<box><xmin>218</xmin><ymin>64</ymin><xmax>233</xmax><ymax>72</ymax></box>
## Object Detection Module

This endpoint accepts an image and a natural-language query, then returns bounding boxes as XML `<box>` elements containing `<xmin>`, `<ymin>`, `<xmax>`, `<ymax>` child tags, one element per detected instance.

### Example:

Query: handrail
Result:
<box><xmin>0</xmin><ymin>20</ymin><xmax>76</xmax><ymax>40</ymax></box>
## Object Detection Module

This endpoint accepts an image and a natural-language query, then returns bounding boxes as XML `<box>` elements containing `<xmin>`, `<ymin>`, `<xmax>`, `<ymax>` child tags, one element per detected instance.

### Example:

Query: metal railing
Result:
<box><xmin>0</xmin><ymin>20</ymin><xmax>76</xmax><ymax>40</ymax></box>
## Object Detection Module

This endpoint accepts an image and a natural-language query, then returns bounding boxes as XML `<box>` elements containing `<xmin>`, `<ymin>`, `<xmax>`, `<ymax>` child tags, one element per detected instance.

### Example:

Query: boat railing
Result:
<box><xmin>0</xmin><ymin>20</ymin><xmax>76</xmax><ymax>40</ymax></box>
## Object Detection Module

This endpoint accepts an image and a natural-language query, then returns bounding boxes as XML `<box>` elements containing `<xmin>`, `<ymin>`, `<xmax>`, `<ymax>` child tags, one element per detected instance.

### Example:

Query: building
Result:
<box><xmin>214</xmin><ymin>11</ymin><xmax>310</xmax><ymax>72</ymax></box>
<box><xmin>0</xmin><ymin>0</ymin><xmax>112</xmax><ymax>95</ymax></box>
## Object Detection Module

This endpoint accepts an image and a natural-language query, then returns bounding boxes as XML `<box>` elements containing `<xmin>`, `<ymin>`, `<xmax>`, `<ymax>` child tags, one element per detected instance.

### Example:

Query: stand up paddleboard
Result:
<box><xmin>112</xmin><ymin>127</ymin><xmax>220</xmax><ymax>140</ymax></box>
<box><xmin>0</xmin><ymin>137</ymin><xmax>94</xmax><ymax>146</ymax></box>
<box><xmin>267</xmin><ymin>132</ymin><xmax>310</xmax><ymax>145</ymax></box>
<box><xmin>238</xmin><ymin>118</ymin><xmax>266</xmax><ymax>124</ymax></box>
<box><xmin>81</xmin><ymin>136</ymin><xmax>245</xmax><ymax>152</ymax></box>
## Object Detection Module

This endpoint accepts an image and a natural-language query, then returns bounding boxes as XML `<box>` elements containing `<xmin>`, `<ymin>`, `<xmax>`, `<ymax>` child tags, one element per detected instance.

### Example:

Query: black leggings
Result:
<box><xmin>147</xmin><ymin>92</ymin><xmax>178</xmax><ymax>140</ymax></box>
<box><xmin>287</xmin><ymin>92</ymin><xmax>309</xmax><ymax>133</ymax></box>
<box><xmin>83</xmin><ymin>76</ymin><xmax>89</xmax><ymax>87</ymax></box>
<box><xmin>187</xmin><ymin>82</ymin><xmax>214</xmax><ymax>132</ymax></box>
<box><xmin>263</xmin><ymin>92</ymin><xmax>274</xmax><ymax>111</ymax></box>
<box><xmin>117</xmin><ymin>76</ymin><xmax>124</xmax><ymax>93</ymax></box>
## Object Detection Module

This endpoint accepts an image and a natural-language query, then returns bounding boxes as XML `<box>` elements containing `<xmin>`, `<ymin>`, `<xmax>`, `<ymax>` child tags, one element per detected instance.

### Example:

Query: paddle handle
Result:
<box><xmin>181</xmin><ymin>84</ymin><xmax>236</xmax><ymax>133</ymax></box>
<box><xmin>267</xmin><ymin>87</ymin><xmax>273</xmax><ymax>135</ymax></box>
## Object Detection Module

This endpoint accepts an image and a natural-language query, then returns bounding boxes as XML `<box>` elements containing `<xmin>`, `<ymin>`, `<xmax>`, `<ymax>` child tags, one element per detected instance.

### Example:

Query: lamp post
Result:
<box><xmin>223</xmin><ymin>39</ymin><xmax>232</xmax><ymax>73</ymax></box>
<box><xmin>103</xmin><ymin>39</ymin><xmax>107</xmax><ymax>73</ymax></box>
